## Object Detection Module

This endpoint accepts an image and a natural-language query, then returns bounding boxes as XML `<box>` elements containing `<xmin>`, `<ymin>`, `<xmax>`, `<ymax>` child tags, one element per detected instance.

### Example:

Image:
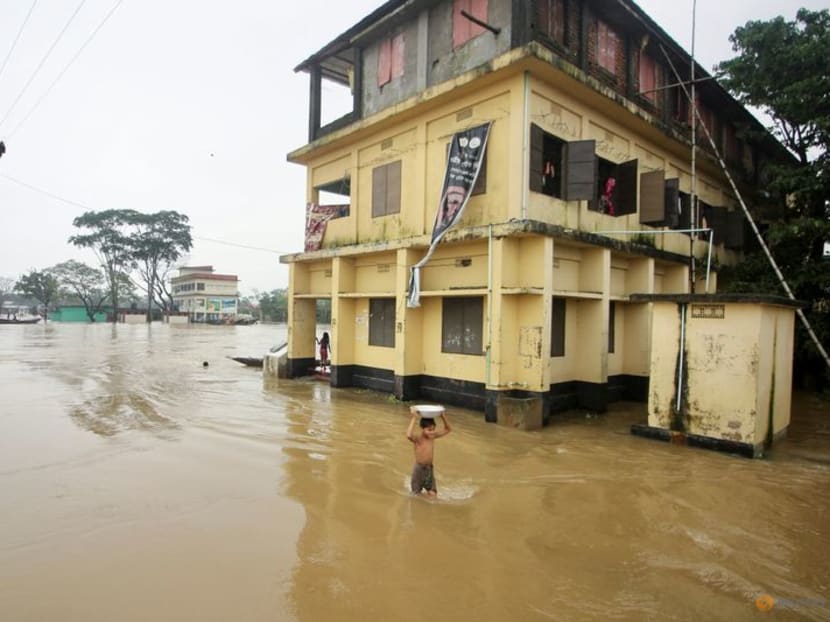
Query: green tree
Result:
<box><xmin>716</xmin><ymin>8</ymin><xmax>830</xmax><ymax>217</ymax></box>
<box><xmin>14</xmin><ymin>270</ymin><xmax>59</xmax><ymax>321</ymax></box>
<box><xmin>51</xmin><ymin>260</ymin><xmax>110</xmax><ymax>322</ymax></box>
<box><xmin>717</xmin><ymin>8</ymin><xmax>830</xmax><ymax>387</ymax></box>
<box><xmin>131</xmin><ymin>211</ymin><xmax>192</xmax><ymax>322</ymax></box>
<box><xmin>0</xmin><ymin>276</ymin><xmax>15</xmax><ymax>307</ymax></box>
<box><xmin>258</xmin><ymin>289</ymin><xmax>288</xmax><ymax>322</ymax></box>
<box><xmin>316</xmin><ymin>298</ymin><xmax>331</xmax><ymax>323</ymax></box>
<box><xmin>69</xmin><ymin>210</ymin><xmax>139</xmax><ymax>323</ymax></box>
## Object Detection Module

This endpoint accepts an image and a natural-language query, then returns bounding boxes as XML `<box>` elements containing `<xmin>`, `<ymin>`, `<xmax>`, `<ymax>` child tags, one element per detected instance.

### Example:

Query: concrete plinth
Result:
<box><xmin>264</xmin><ymin>351</ymin><xmax>288</xmax><ymax>378</ymax></box>
<box><xmin>494</xmin><ymin>394</ymin><xmax>543</xmax><ymax>431</ymax></box>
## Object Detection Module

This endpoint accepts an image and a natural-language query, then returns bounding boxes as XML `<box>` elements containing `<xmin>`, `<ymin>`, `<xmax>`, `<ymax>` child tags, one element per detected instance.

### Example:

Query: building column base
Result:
<box><xmin>394</xmin><ymin>375</ymin><xmax>421</xmax><ymax>401</ymax></box>
<box><xmin>630</xmin><ymin>424</ymin><xmax>766</xmax><ymax>458</ymax></box>
<box><xmin>286</xmin><ymin>357</ymin><xmax>315</xmax><ymax>379</ymax></box>
<box><xmin>485</xmin><ymin>389</ymin><xmax>547</xmax><ymax>430</ymax></box>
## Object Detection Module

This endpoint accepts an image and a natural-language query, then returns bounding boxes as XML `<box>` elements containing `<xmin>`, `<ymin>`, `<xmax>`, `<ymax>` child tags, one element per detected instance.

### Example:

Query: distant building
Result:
<box><xmin>172</xmin><ymin>266</ymin><xmax>240</xmax><ymax>323</ymax></box>
<box><xmin>49</xmin><ymin>306</ymin><xmax>108</xmax><ymax>322</ymax></box>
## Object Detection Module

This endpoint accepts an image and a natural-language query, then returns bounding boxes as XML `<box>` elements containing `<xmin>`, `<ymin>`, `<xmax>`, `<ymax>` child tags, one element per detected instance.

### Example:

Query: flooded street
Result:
<box><xmin>1</xmin><ymin>323</ymin><xmax>828</xmax><ymax>621</ymax></box>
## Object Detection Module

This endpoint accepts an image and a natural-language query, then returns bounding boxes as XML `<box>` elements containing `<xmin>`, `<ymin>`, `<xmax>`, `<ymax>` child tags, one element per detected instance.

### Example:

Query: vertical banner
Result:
<box><xmin>407</xmin><ymin>121</ymin><xmax>492</xmax><ymax>307</ymax></box>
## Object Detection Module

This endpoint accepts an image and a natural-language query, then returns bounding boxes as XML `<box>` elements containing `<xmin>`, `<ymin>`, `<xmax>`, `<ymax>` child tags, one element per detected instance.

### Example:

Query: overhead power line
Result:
<box><xmin>0</xmin><ymin>173</ymin><xmax>297</xmax><ymax>256</ymax></box>
<box><xmin>0</xmin><ymin>0</ymin><xmax>40</xmax><ymax>86</ymax></box>
<box><xmin>0</xmin><ymin>0</ymin><xmax>87</xmax><ymax>134</ymax></box>
<box><xmin>0</xmin><ymin>172</ymin><xmax>91</xmax><ymax>210</ymax></box>
<box><xmin>7</xmin><ymin>0</ymin><xmax>127</xmax><ymax>140</ymax></box>
<box><xmin>193</xmin><ymin>236</ymin><xmax>290</xmax><ymax>255</ymax></box>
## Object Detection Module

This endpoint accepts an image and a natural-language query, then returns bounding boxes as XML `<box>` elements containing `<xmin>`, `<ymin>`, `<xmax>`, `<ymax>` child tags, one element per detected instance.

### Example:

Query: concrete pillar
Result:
<box><xmin>574</xmin><ymin>246</ymin><xmax>611</xmax><ymax>411</ymax></box>
<box><xmin>331</xmin><ymin>257</ymin><xmax>356</xmax><ymax>387</ymax></box>
<box><xmin>394</xmin><ymin>248</ymin><xmax>424</xmax><ymax>400</ymax></box>
<box><xmin>287</xmin><ymin>262</ymin><xmax>316</xmax><ymax>378</ymax></box>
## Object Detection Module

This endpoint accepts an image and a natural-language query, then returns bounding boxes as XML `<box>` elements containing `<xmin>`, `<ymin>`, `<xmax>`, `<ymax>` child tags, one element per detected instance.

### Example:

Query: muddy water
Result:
<box><xmin>0</xmin><ymin>323</ymin><xmax>828</xmax><ymax>621</ymax></box>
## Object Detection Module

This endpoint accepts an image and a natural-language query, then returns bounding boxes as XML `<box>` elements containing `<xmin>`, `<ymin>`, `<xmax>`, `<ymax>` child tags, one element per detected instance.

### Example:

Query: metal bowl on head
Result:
<box><xmin>413</xmin><ymin>404</ymin><xmax>445</xmax><ymax>419</ymax></box>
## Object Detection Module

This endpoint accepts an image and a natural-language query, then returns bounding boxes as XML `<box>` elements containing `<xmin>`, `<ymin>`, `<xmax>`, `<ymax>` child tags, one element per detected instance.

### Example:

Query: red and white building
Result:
<box><xmin>171</xmin><ymin>266</ymin><xmax>240</xmax><ymax>323</ymax></box>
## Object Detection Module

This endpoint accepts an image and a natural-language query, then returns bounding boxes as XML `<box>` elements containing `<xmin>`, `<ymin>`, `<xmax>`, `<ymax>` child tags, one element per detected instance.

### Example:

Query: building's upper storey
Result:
<box><xmin>293</xmin><ymin>0</ymin><xmax>786</xmax><ymax>185</ymax></box>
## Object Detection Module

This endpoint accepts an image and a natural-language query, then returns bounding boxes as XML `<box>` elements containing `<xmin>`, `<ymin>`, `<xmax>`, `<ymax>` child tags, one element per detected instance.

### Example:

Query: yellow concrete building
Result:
<box><xmin>281</xmin><ymin>0</ymin><xmax>788</xmax><ymax>424</ymax></box>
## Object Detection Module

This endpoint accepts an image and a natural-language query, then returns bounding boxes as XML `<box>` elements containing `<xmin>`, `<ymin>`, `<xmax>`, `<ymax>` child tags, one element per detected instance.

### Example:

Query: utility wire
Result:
<box><xmin>0</xmin><ymin>172</ymin><xmax>297</xmax><ymax>255</ymax></box>
<box><xmin>7</xmin><ymin>0</ymin><xmax>127</xmax><ymax>140</ymax></box>
<box><xmin>0</xmin><ymin>0</ymin><xmax>40</xmax><ymax>86</ymax></box>
<box><xmin>193</xmin><ymin>236</ymin><xmax>291</xmax><ymax>255</ymax></box>
<box><xmin>0</xmin><ymin>172</ymin><xmax>91</xmax><ymax>210</ymax></box>
<box><xmin>0</xmin><ymin>0</ymin><xmax>87</xmax><ymax>134</ymax></box>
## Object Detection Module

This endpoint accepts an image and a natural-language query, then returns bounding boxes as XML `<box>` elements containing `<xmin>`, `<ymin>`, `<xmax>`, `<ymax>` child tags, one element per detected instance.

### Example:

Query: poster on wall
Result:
<box><xmin>207</xmin><ymin>299</ymin><xmax>221</xmax><ymax>313</ymax></box>
<box><xmin>222</xmin><ymin>299</ymin><xmax>236</xmax><ymax>311</ymax></box>
<box><xmin>407</xmin><ymin>121</ymin><xmax>492</xmax><ymax>307</ymax></box>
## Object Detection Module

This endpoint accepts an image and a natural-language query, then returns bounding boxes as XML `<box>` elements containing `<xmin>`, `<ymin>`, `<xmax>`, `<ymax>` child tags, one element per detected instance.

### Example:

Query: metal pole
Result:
<box><xmin>659</xmin><ymin>47</ymin><xmax>830</xmax><ymax>371</ymax></box>
<box><xmin>689</xmin><ymin>0</ymin><xmax>697</xmax><ymax>293</ymax></box>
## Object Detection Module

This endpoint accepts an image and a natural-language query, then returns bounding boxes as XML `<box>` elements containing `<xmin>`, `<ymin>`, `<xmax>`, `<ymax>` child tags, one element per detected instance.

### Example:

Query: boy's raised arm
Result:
<box><xmin>436</xmin><ymin>413</ymin><xmax>451</xmax><ymax>437</ymax></box>
<box><xmin>406</xmin><ymin>408</ymin><xmax>418</xmax><ymax>442</ymax></box>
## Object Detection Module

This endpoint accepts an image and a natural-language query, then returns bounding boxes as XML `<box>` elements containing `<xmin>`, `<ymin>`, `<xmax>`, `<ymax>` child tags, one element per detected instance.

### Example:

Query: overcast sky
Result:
<box><xmin>0</xmin><ymin>0</ymin><xmax>823</xmax><ymax>294</ymax></box>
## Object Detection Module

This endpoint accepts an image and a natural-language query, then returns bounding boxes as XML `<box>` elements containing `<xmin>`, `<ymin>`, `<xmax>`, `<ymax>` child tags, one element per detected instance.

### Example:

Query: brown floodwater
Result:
<box><xmin>1</xmin><ymin>322</ymin><xmax>828</xmax><ymax>621</ymax></box>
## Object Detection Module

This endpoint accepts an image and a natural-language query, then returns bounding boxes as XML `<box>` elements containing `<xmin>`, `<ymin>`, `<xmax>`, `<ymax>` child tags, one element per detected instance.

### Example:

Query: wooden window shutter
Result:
<box><xmin>470</xmin><ymin>0</ymin><xmax>487</xmax><ymax>37</ymax></box>
<box><xmin>639</xmin><ymin>53</ymin><xmax>656</xmax><ymax>101</ymax></box>
<box><xmin>615</xmin><ymin>159</ymin><xmax>638</xmax><ymax>215</ymax></box>
<box><xmin>454</xmin><ymin>0</ymin><xmax>487</xmax><ymax>48</ymax></box>
<box><xmin>663</xmin><ymin>178</ymin><xmax>680</xmax><ymax>228</ymax></box>
<box><xmin>391</xmin><ymin>33</ymin><xmax>405</xmax><ymax>79</ymax></box>
<box><xmin>608</xmin><ymin>301</ymin><xmax>616</xmax><ymax>354</ymax></box>
<box><xmin>369</xmin><ymin>299</ymin><xmax>381</xmax><ymax>345</ymax></box>
<box><xmin>551</xmin><ymin>297</ymin><xmax>566</xmax><ymax>357</ymax></box>
<box><xmin>563</xmin><ymin>139</ymin><xmax>596</xmax><ymax>201</ymax></box>
<box><xmin>386</xmin><ymin>160</ymin><xmax>402</xmax><ymax>214</ymax></box>
<box><xmin>725</xmin><ymin>209</ymin><xmax>745</xmax><ymax>249</ymax></box>
<box><xmin>677</xmin><ymin>193</ymin><xmax>692</xmax><ymax>230</ymax></box>
<box><xmin>464</xmin><ymin>297</ymin><xmax>483</xmax><ymax>354</ymax></box>
<box><xmin>598</xmin><ymin>21</ymin><xmax>616</xmax><ymax>73</ymax></box>
<box><xmin>639</xmin><ymin>169</ymin><xmax>665</xmax><ymax>224</ymax></box>
<box><xmin>378</xmin><ymin>39</ymin><xmax>392</xmax><ymax>86</ymax></box>
<box><xmin>372</xmin><ymin>165</ymin><xmax>387</xmax><ymax>217</ymax></box>
<box><xmin>711</xmin><ymin>206</ymin><xmax>727</xmax><ymax>245</ymax></box>
<box><xmin>530</xmin><ymin>124</ymin><xmax>545</xmax><ymax>193</ymax></box>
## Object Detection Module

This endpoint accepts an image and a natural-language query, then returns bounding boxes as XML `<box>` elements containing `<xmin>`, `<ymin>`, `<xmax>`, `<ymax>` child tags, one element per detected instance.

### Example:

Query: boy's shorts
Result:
<box><xmin>411</xmin><ymin>463</ymin><xmax>436</xmax><ymax>493</ymax></box>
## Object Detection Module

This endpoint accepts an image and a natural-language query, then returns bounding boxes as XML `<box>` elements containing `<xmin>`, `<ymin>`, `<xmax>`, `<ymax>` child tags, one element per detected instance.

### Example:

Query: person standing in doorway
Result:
<box><xmin>316</xmin><ymin>332</ymin><xmax>331</xmax><ymax>365</ymax></box>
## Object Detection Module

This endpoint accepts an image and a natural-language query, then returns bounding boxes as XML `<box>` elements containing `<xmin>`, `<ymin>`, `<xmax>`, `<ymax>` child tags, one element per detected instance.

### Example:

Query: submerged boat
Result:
<box><xmin>230</xmin><ymin>356</ymin><xmax>263</xmax><ymax>368</ymax></box>
<box><xmin>0</xmin><ymin>316</ymin><xmax>41</xmax><ymax>325</ymax></box>
<box><xmin>229</xmin><ymin>342</ymin><xmax>287</xmax><ymax>369</ymax></box>
<box><xmin>0</xmin><ymin>306</ymin><xmax>42</xmax><ymax>324</ymax></box>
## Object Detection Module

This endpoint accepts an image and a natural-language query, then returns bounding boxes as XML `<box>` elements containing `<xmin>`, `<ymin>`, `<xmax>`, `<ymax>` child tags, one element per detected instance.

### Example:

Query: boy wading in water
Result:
<box><xmin>406</xmin><ymin>407</ymin><xmax>451</xmax><ymax>497</ymax></box>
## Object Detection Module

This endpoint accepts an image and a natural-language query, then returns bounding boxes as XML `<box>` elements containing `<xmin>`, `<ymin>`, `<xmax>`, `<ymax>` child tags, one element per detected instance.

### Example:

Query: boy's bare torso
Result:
<box><xmin>412</xmin><ymin>431</ymin><xmax>436</xmax><ymax>465</ymax></box>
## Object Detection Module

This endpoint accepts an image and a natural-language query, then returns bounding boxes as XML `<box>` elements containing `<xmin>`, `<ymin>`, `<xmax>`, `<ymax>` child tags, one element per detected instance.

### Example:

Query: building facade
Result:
<box><xmin>281</xmin><ymin>0</ymin><xmax>788</xmax><ymax>422</ymax></box>
<box><xmin>171</xmin><ymin>266</ymin><xmax>240</xmax><ymax>323</ymax></box>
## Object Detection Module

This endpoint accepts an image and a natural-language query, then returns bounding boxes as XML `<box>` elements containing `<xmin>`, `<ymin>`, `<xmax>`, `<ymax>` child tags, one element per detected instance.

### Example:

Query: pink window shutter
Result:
<box><xmin>378</xmin><ymin>39</ymin><xmax>392</xmax><ymax>86</ymax></box>
<box><xmin>470</xmin><ymin>0</ymin><xmax>487</xmax><ymax>38</ymax></box>
<box><xmin>453</xmin><ymin>0</ymin><xmax>488</xmax><ymax>48</ymax></box>
<box><xmin>453</xmin><ymin>0</ymin><xmax>469</xmax><ymax>49</ymax></box>
<box><xmin>391</xmin><ymin>33</ymin><xmax>405</xmax><ymax>79</ymax></box>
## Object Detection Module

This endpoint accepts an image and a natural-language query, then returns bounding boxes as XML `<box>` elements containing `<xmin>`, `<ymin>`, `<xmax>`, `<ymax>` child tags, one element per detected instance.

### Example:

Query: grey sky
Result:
<box><xmin>0</xmin><ymin>0</ymin><xmax>823</xmax><ymax>294</ymax></box>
